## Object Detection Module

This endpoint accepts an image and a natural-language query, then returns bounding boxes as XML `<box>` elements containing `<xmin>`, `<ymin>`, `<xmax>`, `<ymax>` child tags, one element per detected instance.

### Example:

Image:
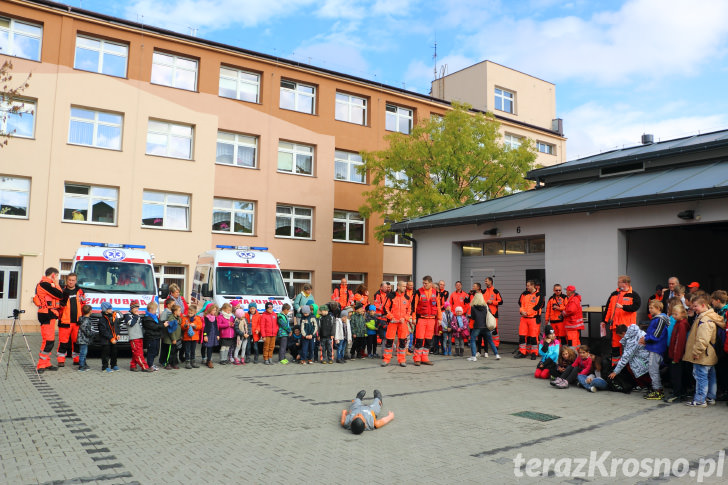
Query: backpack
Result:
<box><xmin>713</xmin><ymin>322</ymin><xmax>726</xmax><ymax>357</ymax></box>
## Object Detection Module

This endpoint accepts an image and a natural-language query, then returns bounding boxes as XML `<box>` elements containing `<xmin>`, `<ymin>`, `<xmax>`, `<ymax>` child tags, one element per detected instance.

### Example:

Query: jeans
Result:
<box><xmin>184</xmin><ymin>341</ymin><xmax>197</xmax><ymax>362</ymax></box>
<box><xmin>336</xmin><ymin>340</ymin><xmax>347</xmax><ymax>360</ymax></box>
<box><xmin>321</xmin><ymin>338</ymin><xmax>333</xmax><ymax>361</ymax></box>
<box><xmin>78</xmin><ymin>344</ymin><xmax>88</xmax><ymax>367</ymax></box>
<box><xmin>577</xmin><ymin>374</ymin><xmax>608</xmax><ymax>391</ymax></box>
<box><xmin>301</xmin><ymin>338</ymin><xmax>314</xmax><ymax>361</ymax></box>
<box><xmin>693</xmin><ymin>364</ymin><xmax>717</xmax><ymax>403</ymax></box>
<box><xmin>278</xmin><ymin>336</ymin><xmax>288</xmax><ymax>361</ymax></box>
<box><xmin>442</xmin><ymin>331</ymin><xmax>452</xmax><ymax>354</ymax></box>
<box><xmin>470</xmin><ymin>328</ymin><xmax>499</xmax><ymax>357</ymax></box>
<box><xmin>146</xmin><ymin>339</ymin><xmax>159</xmax><ymax>367</ymax></box>
<box><xmin>235</xmin><ymin>336</ymin><xmax>248</xmax><ymax>360</ymax></box>
<box><xmin>647</xmin><ymin>352</ymin><xmax>663</xmax><ymax>390</ymax></box>
<box><xmin>246</xmin><ymin>339</ymin><xmax>260</xmax><ymax>361</ymax></box>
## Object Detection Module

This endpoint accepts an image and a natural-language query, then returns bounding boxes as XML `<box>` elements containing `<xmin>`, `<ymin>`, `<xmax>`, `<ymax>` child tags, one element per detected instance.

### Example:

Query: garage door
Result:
<box><xmin>460</xmin><ymin>253</ymin><xmax>545</xmax><ymax>343</ymax></box>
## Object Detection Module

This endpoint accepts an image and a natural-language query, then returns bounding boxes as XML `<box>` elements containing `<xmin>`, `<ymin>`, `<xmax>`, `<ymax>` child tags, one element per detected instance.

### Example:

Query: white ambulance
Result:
<box><xmin>191</xmin><ymin>246</ymin><xmax>293</xmax><ymax>313</ymax></box>
<box><xmin>71</xmin><ymin>242</ymin><xmax>160</xmax><ymax>344</ymax></box>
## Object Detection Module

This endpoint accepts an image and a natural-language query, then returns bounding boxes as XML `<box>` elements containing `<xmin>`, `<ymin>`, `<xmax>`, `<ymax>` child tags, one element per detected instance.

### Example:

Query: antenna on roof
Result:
<box><xmin>433</xmin><ymin>34</ymin><xmax>438</xmax><ymax>81</ymax></box>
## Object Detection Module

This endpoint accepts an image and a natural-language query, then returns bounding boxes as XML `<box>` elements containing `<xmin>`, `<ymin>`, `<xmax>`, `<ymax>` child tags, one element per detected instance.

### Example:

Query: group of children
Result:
<box><xmin>533</xmin><ymin>290</ymin><xmax>728</xmax><ymax>408</ymax></box>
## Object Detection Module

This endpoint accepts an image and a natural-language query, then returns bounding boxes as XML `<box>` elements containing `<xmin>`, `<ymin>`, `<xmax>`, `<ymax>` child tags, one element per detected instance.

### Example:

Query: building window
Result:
<box><xmin>484</xmin><ymin>241</ymin><xmax>504</xmax><ymax>255</ymax></box>
<box><xmin>333</xmin><ymin>210</ymin><xmax>364</xmax><ymax>243</ymax></box>
<box><xmin>495</xmin><ymin>88</ymin><xmax>514</xmax><ymax>114</ymax></box>
<box><xmin>334</xmin><ymin>150</ymin><xmax>364</xmax><ymax>183</ymax></box>
<box><xmin>1</xmin><ymin>97</ymin><xmax>35</xmax><ymax>138</ymax></box>
<box><xmin>63</xmin><ymin>183</ymin><xmax>118</xmax><ymax>224</ymax></box>
<box><xmin>68</xmin><ymin>107</ymin><xmax>123</xmax><ymax>150</ymax></box>
<box><xmin>332</xmin><ymin>272</ymin><xmax>366</xmax><ymax>286</ymax></box>
<box><xmin>280</xmin><ymin>79</ymin><xmax>315</xmax><ymax>114</ymax></box>
<box><xmin>529</xmin><ymin>238</ymin><xmax>545</xmax><ymax>253</ymax></box>
<box><xmin>275</xmin><ymin>205</ymin><xmax>312</xmax><ymax>239</ymax></box>
<box><xmin>74</xmin><ymin>35</ymin><xmax>128</xmax><ymax>78</ymax></box>
<box><xmin>212</xmin><ymin>197</ymin><xmax>254</xmax><ymax>235</ymax></box>
<box><xmin>383</xmin><ymin>274</ymin><xmax>411</xmax><ymax>285</ymax></box>
<box><xmin>59</xmin><ymin>260</ymin><xmax>73</xmax><ymax>278</ymax></box>
<box><xmin>216</xmin><ymin>131</ymin><xmax>257</xmax><ymax>168</ymax></box>
<box><xmin>383</xmin><ymin>232</ymin><xmax>412</xmax><ymax>246</ymax></box>
<box><xmin>142</xmin><ymin>190</ymin><xmax>190</xmax><ymax>230</ymax></box>
<box><xmin>0</xmin><ymin>16</ymin><xmax>42</xmax><ymax>61</ymax></box>
<box><xmin>151</xmin><ymin>51</ymin><xmax>198</xmax><ymax>91</ymax></box>
<box><xmin>505</xmin><ymin>239</ymin><xmax>526</xmax><ymax>254</ymax></box>
<box><xmin>146</xmin><ymin>120</ymin><xmax>193</xmax><ymax>159</ymax></box>
<box><xmin>0</xmin><ymin>176</ymin><xmax>30</xmax><ymax>218</ymax></box>
<box><xmin>385</xmin><ymin>170</ymin><xmax>409</xmax><ymax>188</ymax></box>
<box><xmin>385</xmin><ymin>104</ymin><xmax>413</xmax><ymax>134</ymax></box>
<box><xmin>154</xmin><ymin>265</ymin><xmax>186</xmax><ymax>294</ymax></box>
<box><xmin>335</xmin><ymin>93</ymin><xmax>366</xmax><ymax>125</ymax></box>
<box><xmin>537</xmin><ymin>141</ymin><xmax>555</xmax><ymax>155</ymax></box>
<box><xmin>504</xmin><ymin>134</ymin><xmax>522</xmax><ymax>150</ymax></box>
<box><xmin>281</xmin><ymin>270</ymin><xmax>312</xmax><ymax>295</ymax></box>
<box><xmin>278</xmin><ymin>141</ymin><xmax>313</xmax><ymax>176</ymax></box>
<box><xmin>462</xmin><ymin>242</ymin><xmax>484</xmax><ymax>257</ymax></box>
<box><xmin>219</xmin><ymin>67</ymin><xmax>260</xmax><ymax>103</ymax></box>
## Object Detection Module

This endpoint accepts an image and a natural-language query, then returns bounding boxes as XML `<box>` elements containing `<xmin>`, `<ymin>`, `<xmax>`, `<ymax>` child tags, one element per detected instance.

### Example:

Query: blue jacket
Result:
<box><xmin>539</xmin><ymin>338</ymin><xmax>560</xmax><ymax>363</ymax></box>
<box><xmin>644</xmin><ymin>313</ymin><xmax>669</xmax><ymax>355</ymax></box>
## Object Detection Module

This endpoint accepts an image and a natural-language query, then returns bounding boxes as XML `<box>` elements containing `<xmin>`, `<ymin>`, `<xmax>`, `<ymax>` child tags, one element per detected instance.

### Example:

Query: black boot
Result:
<box><xmin>356</xmin><ymin>389</ymin><xmax>366</xmax><ymax>400</ymax></box>
<box><xmin>373</xmin><ymin>389</ymin><xmax>382</xmax><ymax>403</ymax></box>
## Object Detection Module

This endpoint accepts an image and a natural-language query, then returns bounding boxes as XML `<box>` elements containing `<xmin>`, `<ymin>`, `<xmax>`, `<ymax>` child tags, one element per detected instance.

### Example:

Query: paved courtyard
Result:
<box><xmin>1</xmin><ymin>334</ymin><xmax>726</xmax><ymax>484</ymax></box>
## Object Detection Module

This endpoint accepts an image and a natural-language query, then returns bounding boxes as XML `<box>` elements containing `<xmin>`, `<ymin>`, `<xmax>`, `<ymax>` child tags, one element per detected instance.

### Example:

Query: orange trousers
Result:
<box><xmin>38</xmin><ymin>322</ymin><xmax>56</xmax><ymax>369</ymax></box>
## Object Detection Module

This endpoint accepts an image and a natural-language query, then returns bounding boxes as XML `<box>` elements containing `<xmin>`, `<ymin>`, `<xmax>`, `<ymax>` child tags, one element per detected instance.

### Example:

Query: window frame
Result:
<box><xmin>279</xmin><ymin>79</ymin><xmax>316</xmax><ymax>114</ymax></box>
<box><xmin>73</xmin><ymin>34</ymin><xmax>128</xmax><ymax>78</ymax></box>
<box><xmin>277</xmin><ymin>141</ymin><xmax>314</xmax><ymax>176</ymax></box>
<box><xmin>154</xmin><ymin>264</ymin><xmax>187</xmax><ymax>294</ymax></box>
<box><xmin>151</xmin><ymin>51</ymin><xmax>199</xmax><ymax>91</ymax></box>
<box><xmin>0</xmin><ymin>175</ymin><xmax>30</xmax><ymax>219</ymax></box>
<box><xmin>275</xmin><ymin>204</ymin><xmax>313</xmax><ymax>240</ymax></box>
<box><xmin>0</xmin><ymin>16</ymin><xmax>42</xmax><ymax>61</ymax></box>
<box><xmin>0</xmin><ymin>97</ymin><xmax>36</xmax><ymax>139</ymax></box>
<box><xmin>211</xmin><ymin>197</ymin><xmax>255</xmax><ymax>235</ymax></box>
<box><xmin>331</xmin><ymin>272</ymin><xmax>366</xmax><ymax>287</ymax></box>
<box><xmin>141</xmin><ymin>190</ymin><xmax>191</xmax><ymax>231</ymax></box>
<box><xmin>216</xmin><ymin>131</ymin><xmax>258</xmax><ymax>169</ymax></box>
<box><xmin>383</xmin><ymin>232</ymin><xmax>412</xmax><ymax>247</ymax></box>
<box><xmin>333</xmin><ymin>210</ymin><xmax>365</xmax><ymax>244</ymax></box>
<box><xmin>62</xmin><ymin>182</ymin><xmax>119</xmax><ymax>225</ymax></box>
<box><xmin>504</xmin><ymin>133</ymin><xmax>522</xmax><ymax>150</ymax></box>
<box><xmin>219</xmin><ymin>66</ymin><xmax>260</xmax><ymax>103</ymax></box>
<box><xmin>281</xmin><ymin>270</ymin><xmax>312</xmax><ymax>295</ymax></box>
<box><xmin>383</xmin><ymin>274</ymin><xmax>412</xmax><ymax>285</ymax></box>
<box><xmin>385</xmin><ymin>103</ymin><xmax>413</xmax><ymax>134</ymax></box>
<box><xmin>335</xmin><ymin>92</ymin><xmax>367</xmax><ymax>125</ymax></box>
<box><xmin>68</xmin><ymin>107</ymin><xmax>123</xmax><ymax>150</ymax></box>
<box><xmin>495</xmin><ymin>87</ymin><xmax>515</xmax><ymax>114</ymax></box>
<box><xmin>334</xmin><ymin>149</ymin><xmax>365</xmax><ymax>184</ymax></box>
<box><xmin>537</xmin><ymin>141</ymin><xmax>555</xmax><ymax>155</ymax></box>
<box><xmin>146</xmin><ymin>119</ymin><xmax>194</xmax><ymax>160</ymax></box>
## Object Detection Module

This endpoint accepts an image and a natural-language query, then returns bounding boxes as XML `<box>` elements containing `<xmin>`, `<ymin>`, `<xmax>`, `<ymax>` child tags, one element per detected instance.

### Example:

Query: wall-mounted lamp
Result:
<box><xmin>677</xmin><ymin>210</ymin><xmax>695</xmax><ymax>220</ymax></box>
<box><xmin>483</xmin><ymin>227</ymin><xmax>498</xmax><ymax>236</ymax></box>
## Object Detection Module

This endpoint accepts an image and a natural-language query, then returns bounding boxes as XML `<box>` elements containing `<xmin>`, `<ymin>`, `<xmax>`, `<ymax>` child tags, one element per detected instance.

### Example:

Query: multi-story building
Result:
<box><xmin>0</xmin><ymin>0</ymin><xmax>565</xmax><ymax>325</ymax></box>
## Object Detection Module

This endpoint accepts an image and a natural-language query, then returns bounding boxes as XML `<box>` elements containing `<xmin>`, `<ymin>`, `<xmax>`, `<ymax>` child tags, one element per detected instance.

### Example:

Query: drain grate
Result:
<box><xmin>512</xmin><ymin>411</ymin><xmax>561</xmax><ymax>422</ymax></box>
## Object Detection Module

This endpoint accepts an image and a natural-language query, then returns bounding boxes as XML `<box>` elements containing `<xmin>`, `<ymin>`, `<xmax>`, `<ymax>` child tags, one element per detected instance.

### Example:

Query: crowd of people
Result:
<box><xmin>30</xmin><ymin>268</ymin><xmax>728</xmax><ymax>408</ymax></box>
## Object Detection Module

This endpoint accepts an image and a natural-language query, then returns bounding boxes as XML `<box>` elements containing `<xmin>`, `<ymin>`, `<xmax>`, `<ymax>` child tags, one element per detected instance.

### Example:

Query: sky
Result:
<box><xmin>67</xmin><ymin>0</ymin><xmax>728</xmax><ymax>160</ymax></box>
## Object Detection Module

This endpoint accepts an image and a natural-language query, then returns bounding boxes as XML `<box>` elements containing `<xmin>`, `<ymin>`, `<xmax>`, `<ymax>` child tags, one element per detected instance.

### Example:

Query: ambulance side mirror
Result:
<box><xmin>201</xmin><ymin>283</ymin><xmax>212</xmax><ymax>298</ymax></box>
<box><xmin>159</xmin><ymin>283</ymin><xmax>170</xmax><ymax>300</ymax></box>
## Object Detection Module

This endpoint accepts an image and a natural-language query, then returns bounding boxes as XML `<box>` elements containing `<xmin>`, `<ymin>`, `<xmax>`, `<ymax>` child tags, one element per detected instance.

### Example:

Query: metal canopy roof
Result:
<box><xmin>391</xmin><ymin>160</ymin><xmax>728</xmax><ymax>231</ymax></box>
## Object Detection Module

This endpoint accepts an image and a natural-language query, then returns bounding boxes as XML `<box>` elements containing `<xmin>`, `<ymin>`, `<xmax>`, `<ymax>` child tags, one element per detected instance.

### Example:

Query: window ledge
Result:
<box><xmin>141</xmin><ymin>226</ymin><xmax>191</xmax><ymax>232</ymax></box>
<box><xmin>212</xmin><ymin>230</ymin><xmax>255</xmax><ymax>236</ymax></box>
<box><xmin>67</xmin><ymin>142</ymin><xmax>122</xmax><ymax>152</ymax></box>
<box><xmin>276</xmin><ymin>170</ymin><xmax>315</xmax><ymax>177</ymax></box>
<box><xmin>63</xmin><ymin>220</ymin><xmax>117</xmax><ymax>226</ymax></box>
<box><xmin>145</xmin><ymin>153</ymin><xmax>195</xmax><ymax>162</ymax></box>
<box><xmin>215</xmin><ymin>162</ymin><xmax>259</xmax><ymax>170</ymax></box>
<box><xmin>274</xmin><ymin>236</ymin><xmax>314</xmax><ymax>241</ymax></box>
<box><xmin>150</xmin><ymin>81</ymin><xmax>198</xmax><ymax>93</ymax></box>
<box><xmin>333</xmin><ymin>240</ymin><xmax>366</xmax><ymax>245</ymax></box>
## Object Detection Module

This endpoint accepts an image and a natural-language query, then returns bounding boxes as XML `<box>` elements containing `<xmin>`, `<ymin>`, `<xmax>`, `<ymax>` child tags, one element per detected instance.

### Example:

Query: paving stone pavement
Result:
<box><xmin>1</xmin><ymin>335</ymin><xmax>727</xmax><ymax>484</ymax></box>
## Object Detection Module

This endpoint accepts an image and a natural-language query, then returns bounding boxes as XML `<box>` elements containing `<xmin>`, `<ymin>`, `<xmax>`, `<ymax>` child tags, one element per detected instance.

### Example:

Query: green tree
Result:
<box><xmin>359</xmin><ymin>102</ymin><xmax>537</xmax><ymax>239</ymax></box>
<box><xmin>1</xmin><ymin>60</ymin><xmax>32</xmax><ymax>148</ymax></box>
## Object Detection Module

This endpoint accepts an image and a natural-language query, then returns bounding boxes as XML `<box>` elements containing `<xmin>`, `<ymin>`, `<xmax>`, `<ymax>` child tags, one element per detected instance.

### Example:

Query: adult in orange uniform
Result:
<box><xmin>411</xmin><ymin>275</ymin><xmax>441</xmax><ymax>366</ymax></box>
<box><xmin>602</xmin><ymin>275</ymin><xmax>641</xmax><ymax>366</ymax></box>
<box><xmin>59</xmin><ymin>273</ymin><xmax>85</xmax><ymax>366</ymax></box>
<box><xmin>562</xmin><ymin>285</ymin><xmax>583</xmax><ymax>346</ymax></box>
<box><xmin>544</xmin><ymin>284</ymin><xmax>567</xmax><ymax>344</ymax></box>
<box><xmin>449</xmin><ymin>281</ymin><xmax>469</xmax><ymax>317</ymax></box>
<box><xmin>515</xmin><ymin>280</ymin><xmax>543</xmax><ymax>359</ymax></box>
<box><xmin>331</xmin><ymin>278</ymin><xmax>354</xmax><ymax>309</ymax></box>
<box><xmin>373</xmin><ymin>282</ymin><xmax>390</xmax><ymax>315</ymax></box>
<box><xmin>35</xmin><ymin>267</ymin><xmax>65</xmax><ymax>373</ymax></box>
<box><xmin>482</xmin><ymin>277</ymin><xmax>503</xmax><ymax>348</ymax></box>
<box><xmin>381</xmin><ymin>280</ymin><xmax>411</xmax><ymax>367</ymax></box>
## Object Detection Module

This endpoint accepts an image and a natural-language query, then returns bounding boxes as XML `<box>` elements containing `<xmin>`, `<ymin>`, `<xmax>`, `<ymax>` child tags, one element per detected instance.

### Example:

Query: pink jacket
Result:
<box><xmin>259</xmin><ymin>311</ymin><xmax>278</xmax><ymax>338</ymax></box>
<box><xmin>217</xmin><ymin>314</ymin><xmax>236</xmax><ymax>339</ymax></box>
<box><xmin>572</xmin><ymin>355</ymin><xmax>593</xmax><ymax>375</ymax></box>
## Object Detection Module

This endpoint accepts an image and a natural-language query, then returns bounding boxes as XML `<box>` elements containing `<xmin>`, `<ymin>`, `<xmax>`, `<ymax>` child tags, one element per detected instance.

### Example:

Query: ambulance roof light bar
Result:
<box><xmin>81</xmin><ymin>241</ymin><xmax>147</xmax><ymax>249</ymax></box>
<box><xmin>215</xmin><ymin>245</ymin><xmax>269</xmax><ymax>251</ymax></box>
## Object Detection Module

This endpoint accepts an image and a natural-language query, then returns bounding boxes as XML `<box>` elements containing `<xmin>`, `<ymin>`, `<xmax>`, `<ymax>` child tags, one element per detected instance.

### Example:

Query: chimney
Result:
<box><xmin>641</xmin><ymin>134</ymin><xmax>654</xmax><ymax>145</ymax></box>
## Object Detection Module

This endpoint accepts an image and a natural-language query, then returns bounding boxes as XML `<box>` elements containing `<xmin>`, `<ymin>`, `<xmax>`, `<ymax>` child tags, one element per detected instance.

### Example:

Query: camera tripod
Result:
<box><xmin>0</xmin><ymin>309</ymin><xmax>39</xmax><ymax>379</ymax></box>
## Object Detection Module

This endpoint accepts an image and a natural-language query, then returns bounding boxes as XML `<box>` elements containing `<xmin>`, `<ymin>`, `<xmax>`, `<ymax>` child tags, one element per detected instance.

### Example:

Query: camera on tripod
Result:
<box><xmin>12</xmin><ymin>309</ymin><xmax>25</xmax><ymax>318</ymax></box>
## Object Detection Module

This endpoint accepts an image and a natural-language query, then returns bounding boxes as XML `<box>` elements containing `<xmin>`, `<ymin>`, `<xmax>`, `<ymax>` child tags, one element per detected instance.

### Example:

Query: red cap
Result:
<box><xmin>566</xmin><ymin>285</ymin><xmax>576</xmax><ymax>291</ymax></box>
<box><xmin>687</xmin><ymin>281</ymin><xmax>700</xmax><ymax>288</ymax></box>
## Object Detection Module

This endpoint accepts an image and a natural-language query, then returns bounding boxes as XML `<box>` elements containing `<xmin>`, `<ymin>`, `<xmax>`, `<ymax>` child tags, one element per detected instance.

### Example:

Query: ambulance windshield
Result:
<box><xmin>75</xmin><ymin>262</ymin><xmax>155</xmax><ymax>294</ymax></box>
<box><xmin>215</xmin><ymin>267</ymin><xmax>287</xmax><ymax>297</ymax></box>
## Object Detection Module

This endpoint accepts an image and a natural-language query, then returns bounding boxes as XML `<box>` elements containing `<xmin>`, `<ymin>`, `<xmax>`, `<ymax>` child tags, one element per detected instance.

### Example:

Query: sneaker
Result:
<box><xmin>185</xmin><ymin>362</ymin><xmax>192</xmax><ymax>369</ymax></box>
<box><xmin>130</xmin><ymin>367</ymin><xmax>140</xmax><ymax>372</ymax></box>
<box><xmin>57</xmin><ymin>362</ymin><xmax>65</xmax><ymax>367</ymax></box>
<box><xmin>685</xmin><ymin>400</ymin><xmax>707</xmax><ymax>407</ymax></box>
<box><xmin>550</xmin><ymin>378</ymin><xmax>562</xmax><ymax>387</ymax></box>
<box><xmin>104</xmin><ymin>368</ymin><xmax>113</xmax><ymax>373</ymax></box>
<box><xmin>590</xmin><ymin>386</ymin><xmax>597</xmax><ymax>393</ymax></box>
<box><xmin>152</xmin><ymin>365</ymin><xmax>160</xmax><ymax>371</ymax></box>
<box><xmin>308</xmin><ymin>360</ymin><xmax>313</xmax><ymax>364</ymax></box>
<box><xmin>328</xmin><ymin>360</ymin><xmax>334</xmax><ymax>364</ymax></box>
<box><xmin>399</xmin><ymin>362</ymin><xmax>407</xmax><ymax>367</ymax></box>
<box><xmin>664</xmin><ymin>394</ymin><xmax>681</xmax><ymax>403</ymax></box>
<box><xmin>78</xmin><ymin>366</ymin><xmax>87</xmax><ymax>372</ymax></box>
<box><xmin>645</xmin><ymin>390</ymin><xmax>664</xmax><ymax>400</ymax></box>
<box><xmin>467</xmin><ymin>356</ymin><xmax>477</xmax><ymax>362</ymax></box>
<box><xmin>280</xmin><ymin>359</ymin><xmax>289</xmax><ymax>365</ymax></box>
<box><xmin>706</xmin><ymin>398</ymin><xmax>717</xmax><ymax>406</ymax></box>
<box><xmin>381</xmin><ymin>362</ymin><xmax>389</xmax><ymax>367</ymax></box>
<box><xmin>514</xmin><ymin>353</ymin><xmax>526</xmax><ymax>359</ymax></box>
<box><xmin>495</xmin><ymin>354</ymin><xmax>501</xmax><ymax>360</ymax></box>
<box><xmin>112</xmin><ymin>366</ymin><xmax>120</xmax><ymax>371</ymax></box>
<box><xmin>475</xmin><ymin>352</ymin><xmax>480</xmax><ymax>357</ymax></box>
<box><xmin>483</xmin><ymin>353</ymin><xmax>488</xmax><ymax>358</ymax></box>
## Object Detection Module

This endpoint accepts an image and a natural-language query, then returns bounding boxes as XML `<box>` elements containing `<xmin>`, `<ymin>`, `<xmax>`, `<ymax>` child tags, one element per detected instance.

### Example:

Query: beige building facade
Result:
<box><xmin>0</xmin><ymin>0</ymin><xmax>565</xmax><ymax>327</ymax></box>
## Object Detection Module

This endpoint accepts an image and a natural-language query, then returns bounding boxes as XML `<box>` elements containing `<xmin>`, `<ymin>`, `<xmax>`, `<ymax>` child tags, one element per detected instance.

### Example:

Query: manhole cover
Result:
<box><xmin>512</xmin><ymin>411</ymin><xmax>560</xmax><ymax>422</ymax></box>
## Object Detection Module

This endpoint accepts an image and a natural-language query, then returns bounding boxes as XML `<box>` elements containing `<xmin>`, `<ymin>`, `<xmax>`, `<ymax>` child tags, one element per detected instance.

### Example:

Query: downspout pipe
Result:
<box><xmin>400</xmin><ymin>234</ymin><xmax>417</xmax><ymax>282</ymax></box>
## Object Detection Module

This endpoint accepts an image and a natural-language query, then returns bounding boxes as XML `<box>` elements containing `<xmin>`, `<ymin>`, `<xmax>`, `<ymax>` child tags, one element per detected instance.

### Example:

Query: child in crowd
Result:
<box><xmin>318</xmin><ymin>304</ymin><xmax>336</xmax><ymax>364</ymax></box>
<box><xmin>440</xmin><ymin>302</ymin><xmax>453</xmax><ymax>356</ymax></box>
<box><xmin>182</xmin><ymin>303</ymin><xmax>202</xmax><ymax>368</ymax></box>
<box><xmin>535</xmin><ymin>325</ymin><xmax>559</xmax><ymax>379</ymax></box>
<box><xmin>233</xmin><ymin>308</ymin><xmax>247</xmax><ymax>365</ymax></box>
<box><xmin>245</xmin><ymin>303</ymin><xmax>261</xmax><ymax>363</ymax></box>
<box><xmin>202</xmin><ymin>303</ymin><xmax>219</xmax><ymax>368</ymax></box>
<box><xmin>76</xmin><ymin>304</ymin><xmax>94</xmax><ymax>371</ymax></box>
<box><xmin>98</xmin><ymin>301</ymin><xmax>119</xmax><ymax>372</ymax></box>
<box><xmin>553</xmin><ymin>345</ymin><xmax>592</xmax><ymax>388</ymax></box>
<box><xmin>640</xmin><ymin>300</ymin><xmax>670</xmax><ymax>400</ymax></box>
<box><xmin>124</xmin><ymin>302</ymin><xmax>149</xmax><ymax>372</ymax></box>
<box><xmin>365</xmin><ymin>305</ymin><xmax>378</xmax><ymax>358</ymax></box>
<box><xmin>335</xmin><ymin>309</ymin><xmax>352</xmax><ymax>363</ymax></box>
<box><xmin>348</xmin><ymin>302</ymin><xmax>366</xmax><ymax>359</ymax></box>
<box><xmin>552</xmin><ymin>346</ymin><xmax>576</xmax><ymax>379</ymax></box>
<box><xmin>665</xmin><ymin>304</ymin><xmax>691</xmax><ymax>402</ymax></box>
<box><xmin>288</xmin><ymin>325</ymin><xmax>303</xmax><ymax>362</ymax></box>
<box><xmin>142</xmin><ymin>301</ymin><xmax>162</xmax><ymax>371</ymax></box>
<box><xmin>260</xmin><ymin>302</ymin><xmax>278</xmax><ymax>365</ymax></box>
<box><xmin>299</xmin><ymin>305</ymin><xmax>317</xmax><ymax>364</ymax></box>
<box><xmin>162</xmin><ymin>303</ymin><xmax>182</xmax><ymax>370</ymax></box>
<box><xmin>277</xmin><ymin>303</ymin><xmax>292</xmax><ymax>364</ymax></box>
<box><xmin>451</xmin><ymin>306</ymin><xmax>469</xmax><ymax>357</ymax></box>
<box><xmin>577</xmin><ymin>352</ymin><xmax>610</xmax><ymax>392</ymax></box>
<box><xmin>684</xmin><ymin>295</ymin><xmax>723</xmax><ymax>407</ymax></box>
<box><xmin>217</xmin><ymin>302</ymin><xmax>235</xmax><ymax>365</ymax></box>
